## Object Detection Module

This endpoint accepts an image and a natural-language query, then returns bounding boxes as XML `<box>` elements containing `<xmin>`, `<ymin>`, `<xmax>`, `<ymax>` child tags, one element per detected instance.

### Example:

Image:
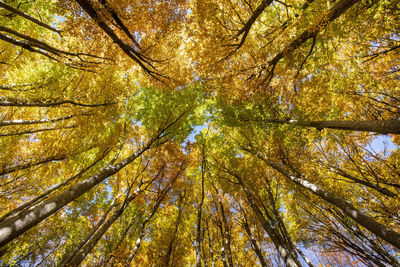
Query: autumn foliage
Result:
<box><xmin>0</xmin><ymin>0</ymin><xmax>399</xmax><ymax>266</ymax></box>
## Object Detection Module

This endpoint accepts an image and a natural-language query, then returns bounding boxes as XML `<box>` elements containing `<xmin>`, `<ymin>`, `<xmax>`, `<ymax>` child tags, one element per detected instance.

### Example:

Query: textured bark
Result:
<box><xmin>75</xmin><ymin>0</ymin><xmax>160</xmax><ymax>79</ymax></box>
<box><xmin>195</xmin><ymin>151</ymin><xmax>206</xmax><ymax>267</ymax></box>
<box><xmin>233</xmin><ymin>0</ymin><xmax>274</xmax><ymax>51</ymax></box>
<box><xmin>255</xmin><ymin>119</ymin><xmax>400</xmax><ymax>135</ymax></box>
<box><xmin>0</xmin><ymin>135</ymin><xmax>159</xmax><ymax>248</ymax></box>
<box><xmin>0</xmin><ymin>152</ymin><xmax>108</xmax><ymax>224</ymax></box>
<box><xmin>330</xmin><ymin>167</ymin><xmax>396</xmax><ymax>197</ymax></box>
<box><xmin>60</xmin><ymin>204</ymin><xmax>115</xmax><ymax>266</ymax></box>
<box><xmin>211</xmin><ymin>182</ymin><xmax>234</xmax><ymax>267</ymax></box>
<box><xmin>0</xmin><ymin>125</ymin><xmax>75</xmax><ymax>137</ymax></box>
<box><xmin>164</xmin><ymin>193</ymin><xmax>184</xmax><ymax>266</ymax></box>
<box><xmin>241</xmin><ymin>215</ymin><xmax>268</xmax><ymax>267</ymax></box>
<box><xmin>219</xmin><ymin>202</ymin><xmax>234</xmax><ymax>267</ymax></box>
<box><xmin>232</xmin><ymin>172</ymin><xmax>302</xmax><ymax>267</ymax></box>
<box><xmin>262</xmin><ymin>158</ymin><xmax>400</xmax><ymax>250</ymax></box>
<box><xmin>206</xmin><ymin>220</ymin><xmax>215</xmax><ymax>267</ymax></box>
<box><xmin>300</xmin><ymin>120</ymin><xmax>400</xmax><ymax>135</ymax></box>
<box><xmin>126</xmin><ymin>167</ymin><xmax>182</xmax><ymax>262</ymax></box>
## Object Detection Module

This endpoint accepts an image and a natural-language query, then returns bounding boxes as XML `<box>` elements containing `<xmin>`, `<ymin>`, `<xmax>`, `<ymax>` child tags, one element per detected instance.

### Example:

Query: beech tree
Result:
<box><xmin>1</xmin><ymin>0</ymin><xmax>399</xmax><ymax>266</ymax></box>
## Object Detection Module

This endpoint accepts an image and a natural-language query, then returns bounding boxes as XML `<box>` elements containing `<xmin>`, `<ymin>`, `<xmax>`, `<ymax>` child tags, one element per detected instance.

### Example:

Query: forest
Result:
<box><xmin>0</xmin><ymin>0</ymin><xmax>399</xmax><ymax>266</ymax></box>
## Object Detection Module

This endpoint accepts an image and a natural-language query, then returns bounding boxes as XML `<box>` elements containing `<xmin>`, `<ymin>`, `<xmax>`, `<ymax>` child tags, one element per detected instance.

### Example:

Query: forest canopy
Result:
<box><xmin>0</xmin><ymin>0</ymin><xmax>399</xmax><ymax>265</ymax></box>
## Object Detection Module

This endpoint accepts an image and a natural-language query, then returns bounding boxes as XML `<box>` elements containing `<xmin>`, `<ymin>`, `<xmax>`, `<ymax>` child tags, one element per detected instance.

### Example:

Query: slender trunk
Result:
<box><xmin>219</xmin><ymin>202</ymin><xmax>234</xmax><ymax>267</ymax></box>
<box><xmin>295</xmin><ymin>245</ymin><xmax>314</xmax><ymax>267</ymax></box>
<box><xmin>234</xmin><ymin>174</ymin><xmax>301</xmax><ymax>267</ymax></box>
<box><xmin>260</xmin><ymin>156</ymin><xmax>400</xmax><ymax>250</ymax></box>
<box><xmin>206</xmin><ymin>220</ymin><xmax>215</xmax><ymax>267</ymax></box>
<box><xmin>0</xmin><ymin>125</ymin><xmax>75</xmax><ymax>137</ymax></box>
<box><xmin>6</xmin><ymin>159</ymin><xmax>63</xmax><ymax>180</ymax></box>
<box><xmin>0</xmin><ymin>155</ymin><xmax>66</xmax><ymax>176</ymax></box>
<box><xmin>0</xmin><ymin>114</ymin><xmax>74</xmax><ymax>127</ymax></box>
<box><xmin>0</xmin><ymin>96</ymin><xmax>113</xmax><ymax>108</ymax></box>
<box><xmin>299</xmin><ymin>120</ymin><xmax>400</xmax><ymax>135</ymax></box>
<box><xmin>257</xmin><ymin>119</ymin><xmax>400</xmax><ymax>135</ymax></box>
<box><xmin>0</xmin><ymin>152</ymin><xmax>107</xmax><ymax>224</ymax></box>
<box><xmin>60</xmin><ymin>204</ymin><xmax>115</xmax><ymax>266</ymax></box>
<box><xmin>218</xmin><ymin>222</ymin><xmax>229</xmax><ymax>267</ymax></box>
<box><xmin>164</xmin><ymin>193</ymin><xmax>184</xmax><ymax>266</ymax></box>
<box><xmin>0</xmin><ymin>135</ymin><xmax>159</xmax><ymax>248</ymax></box>
<box><xmin>241</xmin><ymin>219</ymin><xmax>268</xmax><ymax>267</ymax></box>
<box><xmin>126</xmin><ymin>167</ymin><xmax>182</xmax><ymax>263</ymax></box>
<box><xmin>211</xmin><ymin>182</ymin><xmax>234</xmax><ymax>267</ymax></box>
<box><xmin>75</xmin><ymin>0</ymin><xmax>158</xmax><ymax>78</ymax></box>
<box><xmin>196</xmin><ymin>152</ymin><xmax>206</xmax><ymax>267</ymax></box>
<box><xmin>268</xmin><ymin>0</ymin><xmax>360</xmax><ymax>67</ymax></box>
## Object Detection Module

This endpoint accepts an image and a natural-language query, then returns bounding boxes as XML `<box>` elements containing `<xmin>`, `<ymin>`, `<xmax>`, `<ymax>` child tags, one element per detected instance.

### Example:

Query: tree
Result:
<box><xmin>1</xmin><ymin>0</ymin><xmax>400</xmax><ymax>265</ymax></box>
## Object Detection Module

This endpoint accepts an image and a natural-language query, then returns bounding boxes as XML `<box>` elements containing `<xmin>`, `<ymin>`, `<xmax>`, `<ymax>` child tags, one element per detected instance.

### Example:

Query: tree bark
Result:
<box><xmin>164</xmin><ymin>193</ymin><xmax>184</xmax><ymax>266</ymax></box>
<box><xmin>0</xmin><ymin>96</ymin><xmax>113</xmax><ymax>108</ymax></box>
<box><xmin>230</xmin><ymin>172</ymin><xmax>302</xmax><ymax>267</ymax></box>
<box><xmin>268</xmin><ymin>0</ymin><xmax>361</xmax><ymax>67</ymax></box>
<box><xmin>257</xmin><ymin>156</ymin><xmax>400</xmax><ymax>250</ymax></box>
<box><xmin>299</xmin><ymin>120</ymin><xmax>400</xmax><ymax>135</ymax></box>
<box><xmin>126</xmin><ymin>167</ymin><xmax>182</xmax><ymax>263</ymax></box>
<box><xmin>0</xmin><ymin>114</ymin><xmax>74</xmax><ymax>127</ymax></box>
<box><xmin>240</xmin><ymin>212</ymin><xmax>268</xmax><ymax>267</ymax></box>
<box><xmin>60</xmin><ymin>204</ymin><xmax>115</xmax><ymax>266</ymax></box>
<box><xmin>0</xmin><ymin>134</ymin><xmax>161</xmax><ymax>248</ymax></box>
<box><xmin>256</xmin><ymin>119</ymin><xmax>400</xmax><ymax>135</ymax></box>
<box><xmin>195</xmin><ymin>149</ymin><xmax>206</xmax><ymax>267</ymax></box>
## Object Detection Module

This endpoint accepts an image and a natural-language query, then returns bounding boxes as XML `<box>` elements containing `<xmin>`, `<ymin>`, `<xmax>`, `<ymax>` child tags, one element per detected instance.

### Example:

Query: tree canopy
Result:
<box><xmin>0</xmin><ymin>0</ymin><xmax>399</xmax><ymax>265</ymax></box>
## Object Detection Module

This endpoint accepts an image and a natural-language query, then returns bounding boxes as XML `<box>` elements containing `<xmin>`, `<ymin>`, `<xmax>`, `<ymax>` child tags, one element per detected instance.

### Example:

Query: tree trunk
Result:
<box><xmin>0</xmin><ymin>114</ymin><xmax>74</xmax><ymax>127</ymax></box>
<box><xmin>257</xmin><ymin>119</ymin><xmax>400</xmax><ymax>135</ymax></box>
<box><xmin>232</xmin><ymin>172</ymin><xmax>302</xmax><ymax>267</ymax></box>
<box><xmin>60</xmin><ymin>204</ymin><xmax>115</xmax><ymax>266</ymax></box>
<box><xmin>0</xmin><ymin>135</ymin><xmax>159</xmax><ymax>248</ymax></box>
<box><xmin>241</xmin><ymin>214</ymin><xmax>268</xmax><ymax>267</ymax></box>
<box><xmin>164</xmin><ymin>193</ymin><xmax>184</xmax><ymax>266</ymax></box>
<box><xmin>0</xmin><ymin>152</ymin><xmax>108</xmax><ymax>225</ymax></box>
<box><xmin>195</xmin><ymin>152</ymin><xmax>206</xmax><ymax>267</ymax></box>
<box><xmin>126</xmin><ymin>167</ymin><xmax>182</xmax><ymax>263</ymax></box>
<box><xmin>64</xmin><ymin>207</ymin><xmax>124</xmax><ymax>266</ymax></box>
<box><xmin>206</xmin><ymin>220</ymin><xmax>215</xmax><ymax>267</ymax></box>
<box><xmin>299</xmin><ymin>120</ymin><xmax>400</xmax><ymax>135</ymax></box>
<box><xmin>261</xmin><ymin>157</ymin><xmax>400</xmax><ymax>250</ymax></box>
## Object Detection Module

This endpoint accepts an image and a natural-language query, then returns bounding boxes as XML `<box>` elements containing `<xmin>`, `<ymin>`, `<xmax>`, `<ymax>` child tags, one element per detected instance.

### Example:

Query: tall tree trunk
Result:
<box><xmin>126</xmin><ymin>167</ymin><xmax>182</xmax><ymax>263</ymax></box>
<box><xmin>0</xmin><ymin>133</ymin><xmax>162</xmax><ymax>248</ymax></box>
<box><xmin>164</xmin><ymin>193</ymin><xmax>184</xmax><ymax>266</ymax></box>
<box><xmin>255</xmin><ymin>119</ymin><xmax>400</xmax><ymax>135</ymax></box>
<box><xmin>206</xmin><ymin>220</ymin><xmax>215</xmax><ymax>267</ymax></box>
<box><xmin>329</xmin><ymin>166</ymin><xmax>396</xmax><ymax>197</ymax></box>
<box><xmin>0</xmin><ymin>152</ymin><xmax>108</xmax><ymax>225</ymax></box>
<box><xmin>60</xmin><ymin>203</ymin><xmax>116</xmax><ymax>266</ymax></box>
<box><xmin>240</xmin><ymin>211</ymin><xmax>268</xmax><ymax>267</ymax></box>
<box><xmin>195</xmin><ymin>150</ymin><xmax>206</xmax><ymax>267</ymax></box>
<box><xmin>211</xmin><ymin>182</ymin><xmax>234</xmax><ymax>267</ymax></box>
<box><xmin>0</xmin><ymin>155</ymin><xmax>67</xmax><ymax>176</ymax></box>
<box><xmin>255</xmin><ymin>154</ymin><xmax>400</xmax><ymax>250</ymax></box>
<box><xmin>232</xmin><ymin>172</ymin><xmax>301</xmax><ymax>267</ymax></box>
<box><xmin>219</xmin><ymin>202</ymin><xmax>234</xmax><ymax>267</ymax></box>
<box><xmin>298</xmin><ymin>120</ymin><xmax>400</xmax><ymax>135</ymax></box>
